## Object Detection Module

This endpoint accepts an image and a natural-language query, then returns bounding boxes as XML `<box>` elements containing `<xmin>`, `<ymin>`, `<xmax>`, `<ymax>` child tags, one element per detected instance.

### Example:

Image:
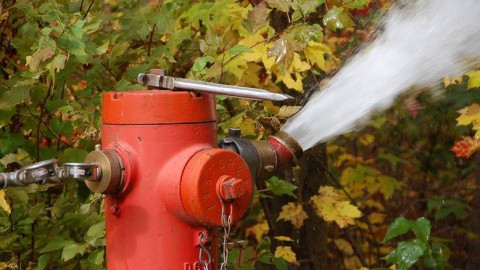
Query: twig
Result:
<box><xmin>35</xmin><ymin>80</ymin><xmax>53</xmax><ymax>161</ymax></box>
<box><xmin>147</xmin><ymin>24</ymin><xmax>156</xmax><ymax>56</ymax></box>
<box><xmin>83</xmin><ymin>0</ymin><xmax>95</xmax><ymax>19</ymax></box>
<box><xmin>41</xmin><ymin>120</ymin><xmax>73</xmax><ymax>148</ymax></box>
<box><xmin>30</xmin><ymin>222</ymin><xmax>35</xmax><ymax>261</ymax></box>
<box><xmin>343</xmin><ymin>228</ymin><xmax>368</xmax><ymax>267</ymax></box>
<box><xmin>101</xmin><ymin>62</ymin><xmax>119</xmax><ymax>81</ymax></box>
<box><xmin>146</xmin><ymin>0</ymin><xmax>164</xmax><ymax>56</ymax></box>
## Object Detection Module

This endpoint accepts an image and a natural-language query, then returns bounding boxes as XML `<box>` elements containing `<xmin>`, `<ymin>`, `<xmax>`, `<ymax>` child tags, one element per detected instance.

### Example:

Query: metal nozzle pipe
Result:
<box><xmin>219</xmin><ymin>130</ymin><xmax>303</xmax><ymax>181</ymax></box>
<box><xmin>251</xmin><ymin>131</ymin><xmax>303</xmax><ymax>180</ymax></box>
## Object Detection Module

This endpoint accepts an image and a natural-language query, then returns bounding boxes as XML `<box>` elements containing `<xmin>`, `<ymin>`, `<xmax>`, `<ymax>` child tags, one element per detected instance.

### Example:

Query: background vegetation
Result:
<box><xmin>0</xmin><ymin>0</ymin><xmax>479</xmax><ymax>269</ymax></box>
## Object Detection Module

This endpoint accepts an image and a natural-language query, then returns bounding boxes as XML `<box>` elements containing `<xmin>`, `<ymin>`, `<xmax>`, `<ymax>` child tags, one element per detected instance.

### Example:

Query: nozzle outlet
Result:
<box><xmin>252</xmin><ymin>131</ymin><xmax>303</xmax><ymax>180</ymax></box>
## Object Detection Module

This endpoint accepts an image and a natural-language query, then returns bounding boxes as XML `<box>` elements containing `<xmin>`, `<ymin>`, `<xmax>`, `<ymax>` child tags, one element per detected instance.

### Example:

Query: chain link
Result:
<box><xmin>198</xmin><ymin>232</ymin><xmax>212</xmax><ymax>270</ymax></box>
<box><xmin>219</xmin><ymin>197</ymin><xmax>233</xmax><ymax>270</ymax></box>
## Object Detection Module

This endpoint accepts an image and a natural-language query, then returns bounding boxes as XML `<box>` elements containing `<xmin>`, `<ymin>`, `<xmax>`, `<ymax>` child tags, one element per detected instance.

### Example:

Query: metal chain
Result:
<box><xmin>198</xmin><ymin>232</ymin><xmax>212</xmax><ymax>270</ymax></box>
<box><xmin>219</xmin><ymin>198</ymin><xmax>233</xmax><ymax>270</ymax></box>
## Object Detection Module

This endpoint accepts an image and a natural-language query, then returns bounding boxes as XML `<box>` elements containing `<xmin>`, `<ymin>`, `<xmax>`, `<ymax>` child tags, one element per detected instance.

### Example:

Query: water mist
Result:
<box><xmin>283</xmin><ymin>0</ymin><xmax>480</xmax><ymax>150</ymax></box>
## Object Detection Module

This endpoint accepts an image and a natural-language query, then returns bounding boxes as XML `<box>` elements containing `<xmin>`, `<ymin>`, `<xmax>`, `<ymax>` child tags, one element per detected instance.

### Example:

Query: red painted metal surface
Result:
<box><xmin>267</xmin><ymin>136</ymin><xmax>295</xmax><ymax>170</ymax></box>
<box><xmin>101</xmin><ymin>90</ymin><xmax>253</xmax><ymax>270</ymax></box>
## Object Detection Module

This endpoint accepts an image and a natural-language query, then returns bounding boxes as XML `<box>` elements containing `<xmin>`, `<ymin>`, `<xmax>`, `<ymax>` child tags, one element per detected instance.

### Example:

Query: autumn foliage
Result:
<box><xmin>0</xmin><ymin>0</ymin><xmax>479</xmax><ymax>269</ymax></box>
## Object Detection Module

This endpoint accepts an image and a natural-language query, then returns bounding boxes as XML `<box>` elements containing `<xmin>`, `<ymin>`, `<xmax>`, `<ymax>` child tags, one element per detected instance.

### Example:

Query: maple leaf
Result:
<box><xmin>277</xmin><ymin>105</ymin><xmax>302</xmax><ymax>119</ymax></box>
<box><xmin>456</xmin><ymin>103</ymin><xmax>480</xmax><ymax>137</ymax></box>
<box><xmin>247</xmin><ymin>2</ymin><xmax>270</xmax><ymax>33</ymax></box>
<box><xmin>274</xmin><ymin>236</ymin><xmax>293</xmax><ymax>242</ymax></box>
<box><xmin>274</xmin><ymin>246</ymin><xmax>297</xmax><ymax>264</ymax></box>
<box><xmin>26</xmin><ymin>47</ymin><xmax>55</xmax><ymax>71</ymax></box>
<box><xmin>451</xmin><ymin>136</ymin><xmax>480</xmax><ymax>159</ymax></box>
<box><xmin>323</xmin><ymin>7</ymin><xmax>354</xmax><ymax>31</ymax></box>
<box><xmin>306</xmin><ymin>41</ymin><xmax>340</xmax><ymax>72</ymax></box>
<box><xmin>277</xmin><ymin>202</ymin><xmax>308</xmax><ymax>229</ymax></box>
<box><xmin>467</xmin><ymin>70</ymin><xmax>480</xmax><ymax>89</ymax></box>
<box><xmin>0</xmin><ymin>190</ymin><xmax>11</xmax><ymax>214</ymax></box>
<box><xmin>246</xmin><ymin>219</ymin><xmax>269</xmax><ymax>243</ymax></box>
<box><xmin>310</xmin><ymin>186</ymin><xmax>362</xmax><ymax>228</ymax></box>
<box><xmin>266</xmin><ymin>0</ymin><xmax>291</xmax><ymax>13</ymax></box>
<box><xmin>275</xmin><ymin>52</ymin><xmax>311</xmax><ymax>92</ymax></box>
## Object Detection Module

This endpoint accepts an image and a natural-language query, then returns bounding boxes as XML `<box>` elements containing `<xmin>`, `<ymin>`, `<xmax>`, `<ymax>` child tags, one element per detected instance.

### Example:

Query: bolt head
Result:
<box><xmin>219</xmin><ymin>176</ymin><xmax>246</xmax><ymax>201</ymax></box>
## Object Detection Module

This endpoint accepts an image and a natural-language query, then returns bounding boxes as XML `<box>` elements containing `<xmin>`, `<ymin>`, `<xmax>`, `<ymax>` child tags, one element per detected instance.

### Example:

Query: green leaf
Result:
<box><xmin>85</xmin><ymin>222</ymin><xmax>105</xmax><ymax>244</ymax></box>
<box><xmin>292</xmin><ymin>0</ymin><xmax>323</xmax><ymax>16</ymax></box>
<box><xmin>58</xmin><ymin>33</ymin><xmax>86</xmax><ymax>57</ymax></box>
<box><xmin>62</xmin><ymin>242</ymin><xmax>88</xmax><ymax>261</ymax></box>
<box><xmin>383</xmin><ymin>217</ymin><xmax>411</xmax><ymax>242</ymax></box>
<box><xmin>384</xmin><ymin>240</ymin><xmax>427</xmax><ymax>270</ymax></box>
<box><xmin>191</xmin><ymin>55</ymin><xmax>215</xmax><ymax>73</ymax></box>
<box><xmin>344</xmin><ymin>0</ymin><xmax>370</xmax><ymax>9</ymax></box>
<box><xmin>266</xmin><ymin>0</ymin><xmax>292</xmax><ymax>13</ymax></box>
<box><xmin>39</xmin><ymin>237</ymin><xmax>75</xmax><ymax>253</ymax></box>
<box><xmin>109</xmin><ymin>42</ymin><xmax>130</xmax><ymax>63</ymax></box>
<box><xmin>411</xmin><ymin>217</ymin><xmax>431</xmax><ymax>244</ymax></box>
<box><xmin>6</xmin><ymin>188</ymin><xmax>29</xmax><ymax>205</ymax></box>
<box><xmin>36</xmin><ymin>254</ymin><xmax>51</xmax><ymax>270</ymax></box>
<box><xmin>323</xmin><ymin>7</ymin><xmax>354</xmax><ymax>31</ymax></box>
<box><xmin>284</xmin><ymin>23</ymin><xmax>323</xmax><ymax>51</ymax></box>
<box><xmin>51</xmin><ymin>54</ymin><xmax>67</xmax><ymax>72</ymax></box>
<box><xmin>423</xmin><ymin>253</ymin><xmax>438</xmax><ymax>269</ymax></box>
<box><xmin>272</xmin><ymin>257</ymin><xmax>289</xmax><ymax>270</ymax></box>
<box><xmin>0</xmin><ymin>87</ymin><xmax>30</xmax><ymax>110</ymax></box>
<box><xmin>229</xmin><ymin>45</ymin><xmax>253</xmax><ymax>55</ymax></box>
<box><xmin>0</xmin><ymin>233</ymin><xmax>18</xmax><ymax>249</ymax></box>
<box><xmin>266</xmin><ymin>177</ymin><xmax>297</xmax><ymax>198</ymax></box>
<box><xmin>96</xmin><ymin>40</ymin><xmax>110</xmax><ymax>55</ymax></box>
<box><xmin>61</xmin><ymin>148</ymin><xmax>88</xmax><ymax>163</ymax></box>
<box><xmin>88</xmin><ymin>249</ymin><xmax>105</xmax><ymax>265</ymax></box>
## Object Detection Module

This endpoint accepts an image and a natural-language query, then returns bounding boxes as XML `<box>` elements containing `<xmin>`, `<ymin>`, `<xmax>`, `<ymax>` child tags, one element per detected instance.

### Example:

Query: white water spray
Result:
<box><xmin>283</xmin><ymin>0</ymin><xmax>480</xmax><ymax>150</ymax></box>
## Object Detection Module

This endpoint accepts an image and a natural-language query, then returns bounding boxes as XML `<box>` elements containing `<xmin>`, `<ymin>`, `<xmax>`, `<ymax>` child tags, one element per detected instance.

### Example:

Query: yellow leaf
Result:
<box><xmin>274</xmin><ymin>236</ymin><xmax>294</xmax><ymax>242</ymax></box>
<box><xmin>239</xmin><ymin>34</ymin><xmax>268</xmax><ymax>62</ymax></box>
<box><xmin>277</xmin><ymin>202</ymin><xmax>308</xmax><ymax>229</ymax></box>
<box><xmin>310</xmin><ymin>186</ymin><xmax>362</xmax><ymax>228</ymax></box>
<box><xmin>457</xmin><ymin>103</ymin><xmax>480</xmax><ymax>127</ymax></box>
<box><xmin>264</xmin><ymin>101</ymin><xmax>281</xmax><ymax>115</ymax></box>
<box><xmin>467</xmin><ymin>70</ymin><xmax>480</xmax><ymax>89</ymax></box>
<box><xmin>281</xmin><ymin>72</ymin><xmax>304</xmax><ymax>92</ymax></box>
<box><xmin>363</xmin><ymin>200</ymin><xmax>385</xmax><ymax>211</ymax></box>
<box><xmin>334</xmin><ymin>238</ymin><xmax>354</xmax><ymax>256</ymax></box>
<box><xmin>0</xmin><ymin>190</ymin><xmax>10</xmax><ymax>214</ymax></box>
<box><xmin>274</xmin><ymin>246</ymin><xmax>297</xmax><ymax>263</ymax></box>
<box><xmin>274</xmin><ymin>53</ymin><xmax>311</xmax><ymax>92</ymax></box>
<box><xmin>447</xmin><ymin>75</ymin><xmax>463</xmax><ymax>86</ymax></box>
<box><xmin>368</xmin><ymin>212</ymin><xmax>385</xmax><ymax>224</ymax></box>
<box><xmin>230</xmin><ymin>114</ymin><xmax>257</xmax><ymax>137</ymax></box>
<box><xmin>224</xmin><ymin>54</ymin><xmax>248</xmax><ymax>79</ymax></box>
<box><xmin>304</xmin><ymin>41</ymin><xmax>339</xmax><ymax>72</ymax></box>
<box><xmin>290</xmin><ymin>52</ymin><xmax>311</xmax><ymax>72</ymax></box>
<box><xmin>277</xmin><ymin>106</ymin><xmax>302</xmax><ymax>119</ymax></box>
<box><xmin>246</xmin><ymin>219</ymin><xmax>269</xmax><ymax>243</ymax></box>
<box><xmin>359</xmin><ymin>134</ymin><xmax>374</xmax><ymax>145</ymax></box>
<box><xmin>377</xmin><ymin>175</ymin><xmax>401</xmax><ymax>200</ymax></box>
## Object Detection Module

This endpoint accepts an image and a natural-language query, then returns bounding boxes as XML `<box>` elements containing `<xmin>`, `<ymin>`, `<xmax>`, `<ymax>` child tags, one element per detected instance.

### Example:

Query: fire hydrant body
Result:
<box><xmin>100</xmin><ymin>90</ymin><xmax>253</xmax><ymax>269</ymax></box>
<box><xmin>0</xmin><ymin>72</ymin><xmax>303</xmax><ymax>269</ymax></box>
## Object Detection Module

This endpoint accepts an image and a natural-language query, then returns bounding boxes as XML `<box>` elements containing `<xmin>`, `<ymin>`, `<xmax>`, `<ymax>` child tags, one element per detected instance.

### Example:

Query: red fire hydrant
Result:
<box><xmin>0</xmin><ymin>70</ymin><xmax>303</xmax><ymax>269</ymax></box>
<box><xmin>79</xmin><ymin>70</ymin><xmax>303</xmax><ymax>269</ymax></box>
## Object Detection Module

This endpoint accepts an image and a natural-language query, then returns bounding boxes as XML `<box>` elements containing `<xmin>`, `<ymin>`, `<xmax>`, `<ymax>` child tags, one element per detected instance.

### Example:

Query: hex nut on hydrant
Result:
<box><xmin>217</xmin><ymin>175</ymin><xmax>247</xmax><ymax>201</ymax></box>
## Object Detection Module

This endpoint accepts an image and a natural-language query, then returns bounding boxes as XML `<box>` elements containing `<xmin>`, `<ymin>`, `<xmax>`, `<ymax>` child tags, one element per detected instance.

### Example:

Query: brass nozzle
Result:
<box><xmin>251</xmin><ymin>131</ymin><xmax>303</xmax><ymax>180</ymax></box>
